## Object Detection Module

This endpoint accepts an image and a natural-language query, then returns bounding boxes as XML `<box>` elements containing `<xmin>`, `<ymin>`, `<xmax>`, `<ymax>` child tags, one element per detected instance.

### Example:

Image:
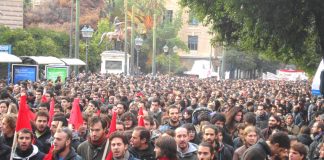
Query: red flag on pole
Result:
<box><xmin>138</xmin><ymin>106</ymin><xmax>145</xmax><ymax>127</ymax></box>
<box><xmin>105</xmin><ymin>111</ymin><xmax>117</xmax><ymax>160</ymax></box>
<box><xmin>69</xmin><ymin>98</ymin><xmax>83</xmax><ymax>130</ymax></box>
<box><xmin>41</xmin><ymin>95</ymin><xmax>47</xmax><ymax>103</ymax></box>
<box><xmin>16</xmin><ymin>95</ymin><xmax>33</xmax><ymax>131</ymax></box>
<box><xmin>48</xmin><ymin>98</ymin><xmax>55</xmax><ymax>126</ymax></box>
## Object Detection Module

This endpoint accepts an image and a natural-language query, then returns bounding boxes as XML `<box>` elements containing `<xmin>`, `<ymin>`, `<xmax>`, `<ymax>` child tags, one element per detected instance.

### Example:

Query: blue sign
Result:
<box><xmin>0</xmin><ymin>45</ymin><xmax>12</xmax><ymax>85</ymax></box>
<box><xmin>12</xmin><ymin>65</ymin><xmax>38</xmax><ymax>84</ymax></box>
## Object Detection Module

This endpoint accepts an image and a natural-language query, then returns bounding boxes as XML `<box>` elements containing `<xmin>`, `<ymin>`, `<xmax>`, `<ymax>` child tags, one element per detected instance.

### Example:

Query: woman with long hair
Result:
<box><xmin>225</xmin><ymin>107</ymin><xmax>243</xmax><ymax>137</ymax></box>
<box><xmin>154</xmin><ymin>135</ymin><xmax>178</xmax><ymax>160</ymax></box>
<box><xmin>232</xmin><ymin>126</ymin><xmax>259</xmax><ymax>160</ymax></box>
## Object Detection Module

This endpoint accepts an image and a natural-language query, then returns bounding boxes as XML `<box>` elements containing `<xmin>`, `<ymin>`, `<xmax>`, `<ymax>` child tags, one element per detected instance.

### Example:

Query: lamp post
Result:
<box><xmin>172</xmin><ymin>45</ymin><xmax>178</xmax><ymax>74</ymax></box>
<box><xmin>135</xmin><ymin>36</ymin><xmax>143</xmax><ymax>75</ymax></box>
<box><xmin>81</xmin><ymin>25</ymin><xmax>94</xmax><ymax>73</ymax></box>
<box><xmin>163</xmin><ymin>45</ymin><xmax>169</xmax><ymax>74</ymax></box>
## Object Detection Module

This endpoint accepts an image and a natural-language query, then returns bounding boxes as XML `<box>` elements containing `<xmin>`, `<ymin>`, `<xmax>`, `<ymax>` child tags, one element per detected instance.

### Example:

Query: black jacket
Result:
<box><xmin>0</xmin><ymin>142</ymin><xmax>10</xmax><ymax>160</ymax></box>
<box><xmin>54</xmin><ymin>148</ymin><xmax>82</xmax><ymax>160</ymax></box>
<box><xmin>34</xmin><ymin>127</ymin><xmax>52</xmax><ymax>154</ymax></box>
<box><xmin>241</xmin><ymin>140</ymin><xmax>271</xmax><ymax>160</ymax></box>
<box><xmin>215</xmin><ymin>143</ymin><xmax>234</xmax><ymax>160</ymax></box>
<box><xmin>128</xmin><ymin>143</ymin><xmax>155</xmax><ymax>160</ymax></box>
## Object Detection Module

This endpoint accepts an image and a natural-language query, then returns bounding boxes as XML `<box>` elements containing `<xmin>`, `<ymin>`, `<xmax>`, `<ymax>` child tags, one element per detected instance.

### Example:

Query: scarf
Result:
<box><xmin>16</xmin><ymin>145</ymin><xmax>34</xmax><ymax>158</ymax></box>
<box><xmin>88</xmin><ymin>134</ymin><xmax>107</xmax><ymax>148</ymax></box>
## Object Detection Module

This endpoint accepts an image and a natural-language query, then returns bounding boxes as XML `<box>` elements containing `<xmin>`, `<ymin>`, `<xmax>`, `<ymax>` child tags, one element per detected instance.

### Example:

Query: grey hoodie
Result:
<box><xmin>177</xmin><ymin>142</ymin><xmax>198</xmax><ymax>160</ymax></box>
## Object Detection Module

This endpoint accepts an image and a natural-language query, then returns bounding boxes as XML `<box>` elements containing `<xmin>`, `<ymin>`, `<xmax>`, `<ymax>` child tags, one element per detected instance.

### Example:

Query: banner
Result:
<box><xmin>12</xmin><ymin>64</ymin><xmax>38</xmax><ymax>84</ymax></box>
<box><xmin>45</xmin><ymin>66</ymin><xmax>68</xmax><ymax>83</ymax></box>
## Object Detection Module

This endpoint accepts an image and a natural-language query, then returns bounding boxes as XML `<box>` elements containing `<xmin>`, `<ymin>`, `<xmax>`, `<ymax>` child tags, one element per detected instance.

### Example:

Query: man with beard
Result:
<box><xmin>255</xmin><ymin>104</ymin><xmax>269</xmax><ymax>130</ymax></box>
<box><xmin>129</xmin><ymin>126</ymin><xmax>155</xmax><ymax>160</ymax></box>
<box><xmin>197</xmin><ymin>142</ymin><xmax>215</xmax><ymax>160</ymax></box>
<box><xmin>175</xmin><ymin>127</ymin><xmax>198</xmax><ymax>160</ymax></box>
<box><xmin>50</xmin><ymin>113</ymin><xmax>81</xmax><ymax>151</ymax></box>
<box><xmin>187</xmin><ymin>97</ymin><xmax>199</xmax><ymax>110</ymax></box>
<box><xmin>53</xmin><ymin>128</ymin><xmax>81</xmax><ymax>160</ymax></box>
<box><xmin>77</xmin><ymin>116</ymin><xmax>108</xmax><ymax>160</ymax></box>
<box><xmin>309</xmin><ymin>121</ymin><xmax>324</xmax><ymax>160</ymax></box>
<box><xmin>13</xmin><ymin>129</ymin><xmax>45</xmax><ymax>160</ymax></box>
<box><xmin>262</xmin><ymin>115</ymin><xmax>281</xmax><ymax>140</ymax></box>
<box><xmin>242</xmin><ymin>131</ymin><xmax>290</xmax><ymax>160</ymax></box>
<box><xmin>109</xmin><ymin>131</ymin><xmax>139</xmax><ymax>160</ymax></box>
<box><xmin>159</xmin><ymin>105</ymin><xmax>182</xmax><ymax>132</ymax></box>
<box><xmin>34</xmin><ymin>111</ymin><xmax>52</xmax><ymax>153</ymax></box>
<box><xmin>202</xmin><ymin>125</ymin><xmax>218</xmax><ymax>148</ymax></box>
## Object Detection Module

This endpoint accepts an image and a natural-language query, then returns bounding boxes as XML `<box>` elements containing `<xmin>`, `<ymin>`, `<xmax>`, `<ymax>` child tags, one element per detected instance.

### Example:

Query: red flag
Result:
<box><xmin>138</xmin><ymin>107</ymin><xmax>144</xmax><ymax>127</ymax></box>
<box><xmin>69</xmin><ymin>98</ymin><xmax>83</xmax><ymax>130</ymax></box>
<box><xmin>105</xmin><ymin>112</ymin><xmax>117</xmax><ymax>160</ymax></box>
<box><xmin>96</xmin><ymin>109</ymin><xmax>101</xmax><ymax>116</ymax></box>
<box><xmin>26</xmin><ymin>104</ymin><xmax>36</xmax><ymax>121</ymax></box>
<box><xmin>48</xmin><ymin>98</ymin><xmax>55</xmax><ymax>126</ymax></box>
<box><xmin>43</xmin><ymin>145</ymin><xmax>54</xmax><ymax>160</ymax></box>
<box><xmin>16</xmin><ymin>95</ymin><xmax>33</xmax><ymax>131</ymax></box>
<box><xmin>41</xmin><ymin>95</ymin><xmax>47</xmax><ymax>103</ymax></box>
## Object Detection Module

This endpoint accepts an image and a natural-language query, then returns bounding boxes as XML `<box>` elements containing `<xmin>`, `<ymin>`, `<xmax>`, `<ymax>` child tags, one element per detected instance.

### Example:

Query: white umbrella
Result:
<box><xmin>0</xmin><ymin>52</ymin><xmax>22</xmax><ymax>63</ymax></box>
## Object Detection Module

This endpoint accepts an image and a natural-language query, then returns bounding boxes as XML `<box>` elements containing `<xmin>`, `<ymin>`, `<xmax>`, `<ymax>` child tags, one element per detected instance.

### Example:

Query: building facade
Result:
<box><xmin>0</xmin><ymin>0</ymin><xmax>23</xmax><ymax>29</ymax></box>
<box><xmin>165</xmin><ymin>0</ymin><xmax>221</xmax><ymax>72</ymax></box>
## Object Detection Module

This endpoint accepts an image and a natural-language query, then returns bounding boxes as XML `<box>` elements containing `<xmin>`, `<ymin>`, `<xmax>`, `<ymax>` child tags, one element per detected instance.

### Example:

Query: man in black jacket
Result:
<box><xmin>129</xmin><ymin>126</ymin><xmax>155</xmax><ymax>160</ymax></box>
<box><xmin>34</xmin><ymin>111</ymin><xmax>52</xmax><ymax>153</ymax></box>
<box><xmin>242</xmin><ymin>131</ymin><xmax>290</xmax><ymax>160</ymax></box>
<box><xmin>13</xmin><ymin>129</ymin><xmax>45</xmax><ymax>160</ymax></box>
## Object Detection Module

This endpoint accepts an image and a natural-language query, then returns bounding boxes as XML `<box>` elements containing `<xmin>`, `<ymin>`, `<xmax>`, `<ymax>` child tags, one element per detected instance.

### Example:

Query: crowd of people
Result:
<box><xmin>0</xmin><ymin>73</ymin><xmax>323</xmax><ymax>160</ymax></box>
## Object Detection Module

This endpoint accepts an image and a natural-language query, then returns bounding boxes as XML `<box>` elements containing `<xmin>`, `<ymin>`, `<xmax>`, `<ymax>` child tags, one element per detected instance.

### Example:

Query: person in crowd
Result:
<box><xmin>233</xmin><ymin>126</ymin><xmax>258</xmax><ymax>160</ymax></box>
<box><xmin>242</xmin><ymin>131</ymin><xmax>290</xmax><ymax>160</ymax></box>
<box><xmin>0</xmin><ymin>100</ymin><xmax>9</xmax><ymax>115</ymax></box>
<box><xmin>120</xmin><ymin>112</ymin><xmax>137</xmax><ymax>130</ymax></box>
<box><xmin>0</xmin><ymin>114</ymin><xmax>16</xmax><ymax>147</ymax></box>
<box><xmin>150</xmin><ymin>98</ymin><xmax>163</xmax><ymax>124</ymax></box>
<box><xmin>174</xmin><ymin>127</ymin><xmax>198</xmax><ymax>159</ymax></box>
<box><xmin>116</xmin><ymin>121</ymin><xmax>125</xmax><ymax>132</ymax></box>
<box><xmin>182</xmin><ymin>123</ymin><xmax>201</xmax><ymax>145</ymax></box>
<box><xmin>13</xmin><ymin>129</ymin><xmax>45</xmax><ymax>160</ymax></box>
<box><xmin>77</xmin><ymin>116</ymin><xmax>108</xmax><ymax>160</ymax></box>
<box><xmin>34</xmin><ymin>111</ymin><xmax>52</xmax><ymax>153</ymax></box>
<box><xmin>255</xmin><ymin>104</ymin><xmax>269</xmax><ymax>130</ymax></box>
<box><xmin>109</xmin><ymin>131</ymin><xmax>139</xmax><ymax>160</ymax></box>
<box><xmin>197</xmin><ymin>142</ymin><xmax>215</xmax><ymax>160</ymax></box>
<box><xmin>262</xmin><ymin>114</ymin><xmax>282</xmax><ymax>140</ymax></box>
<box><xmin>154</xmin><ymin>135</ymin><xmax>178</xmax><ymax>160</ymax></box>
<box><xmin>309</xmin><ymin>121</ymin><xmax>324</xmax><ymax>160</ymax></box>
<box><xmin>297</xmin><ymin>126</ymin><xmax>313</xmax><ymax>146</ymax></box>
<box><xmin>116</xmin><ymin>102</ymin><xmax>128</xmax><ymax>117</ymax></box>
<box><xmin>286</xmin><ymin>113</ymin><xmax>300</xmax><ymax>135</ymax></box>
<box><xmin>159</xmin><ymin>105</ymin><xmax>182</xmax><ymax>132</ymax></box>
<box><xmin>181</xmin><ymin>108</ymin><xmax>193</xmax><ymax>124</ymax></box>
<box><xmin>289</xmin><ymin>142</ymin><xmax>307</xmax><ymax>160</ymax></box>
<box><xmin>129</xmin><ymin>126</ymin><xmax>155</xmax><ymax>160</ymax></box>
<box><xmin>225</xmin><ymin>107</ymin><xmax>243</xmax><ymax>137</ymax></box>
<box><xmin>214</xmin><ymin>126</ymin><xmax>234</xmax><ymax>160</ymax></box>
<box><xmin>210</xmin><ymin>113</ymin><xmax>233</xmax><ymax>146</ymax></box>
<box><xmin>33</xmin><ymin>89</ymin><xmax>43</xmax><ymax>108</ymax></box>
<box><xmin>232</xmin><ymin>123</ymin><xmax>246</xmax><ymax>150</ymax></box>
<box><xmin>243</xmin><ymin>112</ymin><xmax>256</xmax><ymax>126</ymax></box>
<box><xmin>53</xmin><ymin>128</ymin><xmax>82</xmax><ymax>160</ymax></box>
<box><xmin>143</xmin><ymin>115</ymin><xmax>154</xmax><ymax>131</ymax></box>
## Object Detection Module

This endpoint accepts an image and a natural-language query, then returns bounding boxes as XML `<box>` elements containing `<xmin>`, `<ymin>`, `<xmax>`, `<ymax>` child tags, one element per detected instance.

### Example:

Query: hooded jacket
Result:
<box><xmin>77</xmin><ymin>138</ymin><xmax>108</xmax><ymax>160</ymax></box>
<box><xmin>13</xmin><ymin>145</ymin><xmax>45</xmax><ymax>160</ymax></box>
<box><xmin>128</xmin><ymin>143</ymin><xmax>155</xmax><ymax>160</ymax></box>
<box><xmin>241</xmin><ymin>139</ymin><xmax>271</xmax><ymax>160</ymax></box>
<box><xmin>34</xmin><ymin>127</ymin><xmax>51</xmax><ymax>154</ymax></box>
<box><xmin>177</xmin><ymin>142</ymin><xmax>198</xmax><ymax>160</ymax></box>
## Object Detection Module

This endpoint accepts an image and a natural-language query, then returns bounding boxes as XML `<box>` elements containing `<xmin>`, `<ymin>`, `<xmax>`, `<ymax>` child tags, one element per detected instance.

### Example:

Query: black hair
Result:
<box><xmin>269</xmin><ymin>131</ymin><xmax>290</xmax><ymax>149</ymax></box>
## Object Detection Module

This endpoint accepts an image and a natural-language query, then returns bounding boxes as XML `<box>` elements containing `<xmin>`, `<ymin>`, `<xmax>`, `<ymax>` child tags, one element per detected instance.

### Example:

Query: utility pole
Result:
<box><xmin>131</xmin><ymin>6</ymin><xmax>135</xmax><ymax>75</ymax></box>
<box><xmin>69</xmin><ymin>0</ymin><xmax>74</xmax><ymax>58</ymax></box>
<box><xmin>74</xmin><ymin>0</ymin><xmax>80</xmax><ymax>76</ymax></box>
<box><xmin>124</xmin><ymin>0</ymin><xmax>128</xmax><ymax>75</ymax></box>
<box><xmin>152</xmin><ymin>14</ymin><xmax>156</xmax><ymax>76</ymax></box>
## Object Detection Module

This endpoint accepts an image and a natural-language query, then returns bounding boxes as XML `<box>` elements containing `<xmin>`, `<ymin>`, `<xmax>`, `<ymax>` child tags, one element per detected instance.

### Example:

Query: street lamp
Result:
<box><xmin>135</xmin><ymin>36</ymin><xmax>143</xmax><ymax>75</ymax></box>
<box><xmin>81</xmin><ymin>25</ymin><xmax>94</xmax><ymax>73</ymax></box>
<box><xmin>163</xmin><ymin>45</ymin><xmax>169</xmax><ymax>74</ymax></box>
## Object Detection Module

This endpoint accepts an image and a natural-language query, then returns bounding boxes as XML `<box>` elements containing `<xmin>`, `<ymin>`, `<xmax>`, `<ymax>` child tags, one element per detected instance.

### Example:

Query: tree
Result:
<box><xmin>180</xmin><ymin>0</ymin><xmax>324</xmax><ymax>75</ymax></box>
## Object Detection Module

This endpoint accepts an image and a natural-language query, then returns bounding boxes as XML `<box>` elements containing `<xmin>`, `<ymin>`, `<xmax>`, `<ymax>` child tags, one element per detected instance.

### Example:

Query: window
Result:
<box><xmin>188</xmin><ymin>36</ymin><xmax>198</xmax><ymax>51</ymax></box>
<box><xmin>188</xmin><ymin>11</ymin><xmax>199</xmax><ymax>25</ymax></box>
<box><xmin>164</xmin><ymin>10</ymin><xmax>173</xmax><ymax>23</ymax></box>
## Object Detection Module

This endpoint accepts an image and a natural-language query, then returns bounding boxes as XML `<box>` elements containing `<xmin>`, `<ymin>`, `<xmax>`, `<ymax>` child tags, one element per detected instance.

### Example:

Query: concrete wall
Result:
<box><xmin>0</xmin><ymin>0</ymin><xmax>23</xmax><ymax>29</ymax></box>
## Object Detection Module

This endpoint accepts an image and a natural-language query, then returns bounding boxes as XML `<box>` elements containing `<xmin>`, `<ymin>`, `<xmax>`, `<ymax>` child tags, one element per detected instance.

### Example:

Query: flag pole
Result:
<box><xmin>101</xmin><ymin>139</ymin><xmax>110</xmax><ymax>160</ymax></box>
<box><xmin>9</xmin><ymin>131</ymin><xmax>18</xmax><ymax>160</ymax></box>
